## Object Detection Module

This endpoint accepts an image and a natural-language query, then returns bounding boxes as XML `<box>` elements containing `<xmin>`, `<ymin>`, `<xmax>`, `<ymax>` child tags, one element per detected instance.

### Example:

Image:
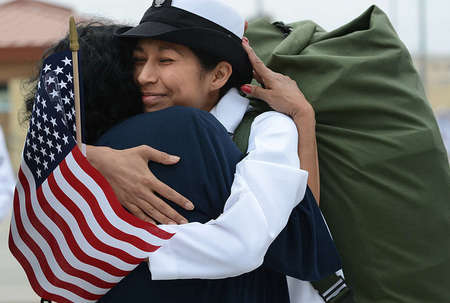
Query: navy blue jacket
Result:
<box><xmin>97</xmin><ymin>107</ymin><xmax>341</xmax><ymax>303</ymax></box>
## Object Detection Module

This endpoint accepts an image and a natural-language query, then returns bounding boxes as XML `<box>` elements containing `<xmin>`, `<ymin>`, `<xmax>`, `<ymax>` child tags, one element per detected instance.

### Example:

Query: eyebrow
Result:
<box><xmin>159</xmin><ymin>45</ymin><xmax>184</xmax><ymax>56</ymax></box>
<box><xmin>133</xmin><ymin>44</ymin><xmax>184</xmax><ymax>56</ymax></box>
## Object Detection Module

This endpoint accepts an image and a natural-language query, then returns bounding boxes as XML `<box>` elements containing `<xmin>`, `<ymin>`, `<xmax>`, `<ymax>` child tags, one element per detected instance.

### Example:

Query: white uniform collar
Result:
<box><xmin>209</xmin><ymin>88</ymin><xmax>250</xmax><ymax>134</ymax></box>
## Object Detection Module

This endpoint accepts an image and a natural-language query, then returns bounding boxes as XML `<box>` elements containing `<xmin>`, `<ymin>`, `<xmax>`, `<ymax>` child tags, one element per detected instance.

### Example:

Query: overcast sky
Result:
<box><xmin>2</xmin><ymin>0</ymin><xmax>450</xmax><ymax>55</ymax></box>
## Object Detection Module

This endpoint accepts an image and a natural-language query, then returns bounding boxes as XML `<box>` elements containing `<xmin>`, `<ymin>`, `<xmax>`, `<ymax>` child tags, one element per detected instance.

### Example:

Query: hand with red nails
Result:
<box><xmin>240</xmin><ymin>38</ymin><xmax>321</xmax><ymax>203</ymax></box>
<box><xmin>240</xmin><ymin>39</ymin><xmax>314</xmax><ymax>121</ymax></box>
<box><xmin>87</xmin><ymin>145</ymin><xmax>194</xmax><ymax>225</ymax></box>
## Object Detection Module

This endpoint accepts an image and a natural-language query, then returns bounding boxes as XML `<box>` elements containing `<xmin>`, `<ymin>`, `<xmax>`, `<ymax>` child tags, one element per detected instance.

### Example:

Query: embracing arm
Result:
<box><xmin>293</xmin><ymin>109</ymin><xmax>320</xmax><ymax>203</ymax></box>
<box><xmin>241</xmin><ymin>38</ymin><xmax>320</xmax><ymax>203</ymax></box>
<box><xmin>148</xmin><ymin>112</ymin><xmax>308</xmax><ymax>280</ymax></box>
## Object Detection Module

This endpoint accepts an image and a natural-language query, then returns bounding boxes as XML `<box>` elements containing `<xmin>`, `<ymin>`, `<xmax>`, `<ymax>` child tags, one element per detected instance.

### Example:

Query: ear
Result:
<box><xmin>208</xmin><ymin>61</ymin><xmax>233</xmax><ymax>91</ymax></box>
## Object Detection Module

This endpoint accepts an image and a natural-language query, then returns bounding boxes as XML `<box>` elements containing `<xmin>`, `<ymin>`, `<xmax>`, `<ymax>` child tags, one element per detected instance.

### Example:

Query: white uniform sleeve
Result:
<box><xmin>148</xmin><ymin>112</ymin><xmax>308</xmax><ymax>280</ymax></box>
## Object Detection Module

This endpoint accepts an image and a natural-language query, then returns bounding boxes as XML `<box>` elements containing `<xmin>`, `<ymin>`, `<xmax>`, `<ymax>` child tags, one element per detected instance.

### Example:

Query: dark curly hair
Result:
<box><xmin>24</xmin><ymin>22</ymin><xmax>143</xmax><ymax>144</ymax></box>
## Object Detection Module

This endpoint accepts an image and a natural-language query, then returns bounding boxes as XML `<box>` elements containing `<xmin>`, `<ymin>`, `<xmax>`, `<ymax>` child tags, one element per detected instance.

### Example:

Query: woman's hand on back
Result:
<box><xmin>240</xmin><ymin>38</ymin><xmax>314</xmax><ymax>120</ymax></box>
<box><xmin>86</xmin><ymin>145</ymin><xmax>194</xmax><ymax>225</ymax></box>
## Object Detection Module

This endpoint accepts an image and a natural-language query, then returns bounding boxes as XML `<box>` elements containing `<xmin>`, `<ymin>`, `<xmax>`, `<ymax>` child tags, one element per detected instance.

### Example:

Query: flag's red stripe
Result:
<box><xmin>33</xmin><ymin>187</ymin><xmax>117</xmax><ymax>289</ymax></box>
<box><xmin>60</xmin><ymin>158</ymin><xmax>160</xmax><ymax>252</ymax></box>
<box><xmin>72</xmin><ymin>146</ymin><xmax>173</xmax><ymax>239</ymax></box>
<box><xmin>27</xmin><ymin>171</ymin><xmax>128</xmax><ymax>277</ymax></box>
<box><xmin>47</xmin><ymin>172</ymin><xmax>141</xmax><ymax>265</ymax></box>
<box><xmin>23</xmin><ymin>168</ymin><xmax>117</xmax><ymax>288</ymax></box>
<box><xmin>9</xmin><ymin>231</ymin><xmax>74</xmax><ymax>303</ymax></box>
<box><xmin>8</xmin><ymin>190</ymin><xmax>65</xmax><ymax>302</ymax></box>
<box><xmin>13</xmin><ymin>175</ymin><xmax>101</xmax><ymax>301</ymax></box>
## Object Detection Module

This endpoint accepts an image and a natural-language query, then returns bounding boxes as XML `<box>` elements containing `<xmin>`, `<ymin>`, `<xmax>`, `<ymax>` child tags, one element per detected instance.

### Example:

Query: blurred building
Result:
<box><xmin>436</xmin><ymin>110</ymin><xmax>450</xmax><ymax>156</ymax></box>
<box><xmin>418</xmin><ymin>56</ymin><xmax>450</xmax><ymax>111</ymax></box>
<box><xmin>0</xmin><ymin>0</ymin><xmax>76</xmax><ymax>172</ymax></box>
<box><xmin>414</xmin><ymin>56</ymin><xmax>450</xmax><ymax>156</ymax></box>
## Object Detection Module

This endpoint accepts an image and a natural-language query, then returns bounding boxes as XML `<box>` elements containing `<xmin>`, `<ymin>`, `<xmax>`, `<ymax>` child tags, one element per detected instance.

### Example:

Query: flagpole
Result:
<box><xmin>69</xmin><ymin>16</ymin><xmax>82</xmax><ymax>149</ymax></box>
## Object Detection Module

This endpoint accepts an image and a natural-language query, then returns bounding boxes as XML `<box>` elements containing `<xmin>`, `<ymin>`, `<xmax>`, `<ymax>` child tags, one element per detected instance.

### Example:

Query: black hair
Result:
<box><xmin>189</xmin><ymin>47</ymin><xmax>240</xmax><ymax>99</ymax></box>
<box><xmin>23</xmin><ymin>22</ymin><xmax>142</xmax><ymax>144</ymax></box>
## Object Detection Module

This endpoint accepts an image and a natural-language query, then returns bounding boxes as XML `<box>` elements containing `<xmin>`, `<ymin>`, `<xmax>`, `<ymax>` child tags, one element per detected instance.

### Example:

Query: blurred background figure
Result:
<box><xmin>0</xmin><ymin>125</ymin><xmax>14</xmax><ymax>222</ymax></box>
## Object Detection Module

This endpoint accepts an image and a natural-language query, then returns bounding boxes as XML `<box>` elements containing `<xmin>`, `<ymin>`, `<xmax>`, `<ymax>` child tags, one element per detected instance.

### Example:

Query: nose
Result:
<box><xmin>136</xmin><ymin>61</ymin><xmax>158</xmax><ymax>87</ymax></box>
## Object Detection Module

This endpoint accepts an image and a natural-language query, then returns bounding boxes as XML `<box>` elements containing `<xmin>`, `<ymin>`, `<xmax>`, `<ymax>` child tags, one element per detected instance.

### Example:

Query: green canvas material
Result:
<box><xmin>239</xmin><ymin>5</ymin><xmax>450</xmax><ymax>303</ymax></box>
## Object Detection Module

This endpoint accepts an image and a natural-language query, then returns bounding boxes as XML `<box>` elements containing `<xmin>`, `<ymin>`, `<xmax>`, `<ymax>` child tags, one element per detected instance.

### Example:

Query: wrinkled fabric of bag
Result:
<box><xmin>245</xmin><ymin>5</ymin><xmax>450</xmax><ymax>303</ymax></box>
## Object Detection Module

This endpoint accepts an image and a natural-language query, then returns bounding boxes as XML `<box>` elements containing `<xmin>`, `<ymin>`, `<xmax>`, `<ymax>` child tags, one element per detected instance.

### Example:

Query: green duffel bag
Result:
<box><xmin>243</xmin><ymin>5</ymin><xmax>450</xmax><ymax>303</ymax></box>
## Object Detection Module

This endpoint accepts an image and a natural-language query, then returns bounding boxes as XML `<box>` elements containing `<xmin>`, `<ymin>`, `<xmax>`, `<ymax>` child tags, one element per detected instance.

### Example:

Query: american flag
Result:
<box><xmin>8</xmin><ymin>50</ymin><xmax>174</xmax><ymax>303</ymax></box>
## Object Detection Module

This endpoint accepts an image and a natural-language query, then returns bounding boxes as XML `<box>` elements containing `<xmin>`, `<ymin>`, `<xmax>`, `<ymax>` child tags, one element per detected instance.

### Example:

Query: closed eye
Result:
<box><xmin>160</xmin><ymin>58</ymin><xmax>174</xmax><ymax>63</ymax></box>
<box><xmin>133</xmin><ymin>57</ymin><xmax>146</xmax><ymax>64</ymax></box>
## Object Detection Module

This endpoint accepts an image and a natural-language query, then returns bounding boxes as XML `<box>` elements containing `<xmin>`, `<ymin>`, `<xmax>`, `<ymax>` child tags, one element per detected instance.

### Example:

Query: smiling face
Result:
<box><xmin>133</xmin><ymin>39</ymin><xmax>222</xmax><ymax>113</ymax></box>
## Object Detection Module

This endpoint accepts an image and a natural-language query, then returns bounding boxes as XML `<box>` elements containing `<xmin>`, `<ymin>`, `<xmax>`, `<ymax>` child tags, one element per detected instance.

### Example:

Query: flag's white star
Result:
<box><xmin>46</xmin><ymin>76</ymin><xmax>55</xmax><ymax>85</ymax></box>
<box><xmin>43</xmin><ymin>64</ymin><xmax>52</xmax><ymax>72</ymax></box>
<box><xmin>66</xmin><ymin>73</ymin><xmax>73</xmax><ymax>83</ymax></box>
<box><xmin>69</xmin><ymin>90</ymin><xmax>74</xmax><ymax>99</ymax></box>
<box><xmin>32</xmin><ymin>143</ymin><xmax>38</xmax><ymax>152</ymax></box>
<box><xmin>36</xmin><ymin>122</ymin><xmax>42</xmax><ymax>131</ymax></box>
<box><xmin>50</xmin><ymin>90</ymin><xmax>59</xmax><ymax>98</ymax></box>
<box><xmin>44</xmin><ymin>126</ymin><xmax>50</xmax><ymax>135</ymax></box>
<box><xmin>34</xmin><ymin>155</ymin><xmax>41</xmax><ymax>164</ymax></box>
<box><xmin>36</xmin><ymin>108</ymin><xmax>41</xmax><ymax>117</ymax></box>
<box><xmin>37</xmin><ymin>135</ymin><xmax>44</xmax><ymax>144</ymax></box>
<box><xmin>62</xmin><ymin>57</ymin><xmax>72</xmax><ymax>66</ymax></box>
<box><xmin>31</xmin><ymin>117</ymin><xmax>35</xmax><ymax>125</ymax></box>
<box><xmin>42</xmin><ymin>113</ymin><xmax>48</xmax><ymax>122</ymax></box>
<box><xmin>49</xmin><ymin>152</ymin><xmax>55</xmax><ymax>162</ymax></box>
<box><xmin>62</xmin><ymin>135</ymin><xmax>69</xmax><ymax>145</ymax></box>
<box><xmin>50</xmin><ymin>117</ymin><xmax>57</xmax><ymax>127</ymax></box>
<box><xmin>38</xmin><ymin>81</ymin><xmax>41</xmax><ymax>89</ymax></box>
<box><xmin>40</xmin><ymin>147</ymin><xmax>46</xmax><ymax>156</ymax></box>
<box><xmin>66</xmin><ymin>112</ymin><xmax>73</xmax><ymax>121</ymax></box>
<box><xmin>62</xmin><ymin>96</ymin><xmax>71</xmax><ymax>104</ymax></box>
<box><xmin>41</xmin><ymin>100</ymin><xmax>47</xmax><ymax>108</ymax></box>
<box><xmin>37</xmin><ymin>95</ymin><xmax>40</xmax><ymax>103</ymax></box>
<box><xmin>54</xmin><ymin>66</ymin><xmax>64</xmax><ymax>75</ymax></box>
<box><xmin>30</xmin><ymin>130</ymin><xmax>36</xmax><ymax>138</ymax></box>
<box><xmin>59</xmin><ymin>80</ymin><xmax>68</xmax><ymax>89</ymax></box>
<box><xmin>43</xmin><ymin>161</ymin><xmax>48</xmax><ymax>170</ymax></box>
<box><xmin>26</xmin><ymin>151</ymin><xmax>32</xmax><ymax>160</ymax></box>
<box><xmin>46</xmin><ymin>139</ymin><xmax>53</xmax><ymax>149</ymax></box>
<box><xmin>52</xmin><ymin>130</ymin><xmax>60</xmax><ymax>140</ymax></box>
<box><xmin>55</xmin><ymin>104</ymin><xmax>63</xmax><ymax>112</ymax></box>
<box><xmin>37</xmin><ymin>169</ymin><xmax>42</xmax><ymax>178</ymax></box>
<box><xmin>56</xmin><ymin>144</ymin><xmax>62</xmax><ymax>153</ymax></box>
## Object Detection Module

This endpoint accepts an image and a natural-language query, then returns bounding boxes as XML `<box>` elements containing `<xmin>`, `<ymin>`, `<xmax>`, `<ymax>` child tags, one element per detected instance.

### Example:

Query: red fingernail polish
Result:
<box><xmin>241</xmin><ymin>85</ymin><xmax>252</xmax><ymax>94</ymax></box>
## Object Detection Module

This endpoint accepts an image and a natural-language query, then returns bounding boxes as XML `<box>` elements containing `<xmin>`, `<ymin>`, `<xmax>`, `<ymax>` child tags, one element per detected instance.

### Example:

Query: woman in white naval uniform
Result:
<box><xmin>80</xmin><ymin>0</ymin><xmax>341</xmax><ymax>301</ymax></box>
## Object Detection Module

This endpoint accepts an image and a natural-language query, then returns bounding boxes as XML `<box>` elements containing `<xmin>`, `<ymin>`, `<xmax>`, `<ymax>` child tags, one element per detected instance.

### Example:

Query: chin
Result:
<box><xmin>144</xmin><ymin>104</ymin><xmax>172</xmax><ymax>113</ymax></box>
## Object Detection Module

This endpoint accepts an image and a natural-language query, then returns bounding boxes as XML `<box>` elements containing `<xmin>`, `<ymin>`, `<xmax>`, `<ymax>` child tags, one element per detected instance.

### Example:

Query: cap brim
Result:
<box><xmin>115</xmin><ymin>21</ymin><xmax>179</xmax><ymax>38</ymax></box>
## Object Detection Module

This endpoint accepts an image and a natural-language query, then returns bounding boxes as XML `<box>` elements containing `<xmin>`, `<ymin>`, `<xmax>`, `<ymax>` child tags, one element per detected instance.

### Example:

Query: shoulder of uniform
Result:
<box><xmin>251</xmin><ymin>111</ymin><xmax>297</xmax><ymax>134</ymax></box>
